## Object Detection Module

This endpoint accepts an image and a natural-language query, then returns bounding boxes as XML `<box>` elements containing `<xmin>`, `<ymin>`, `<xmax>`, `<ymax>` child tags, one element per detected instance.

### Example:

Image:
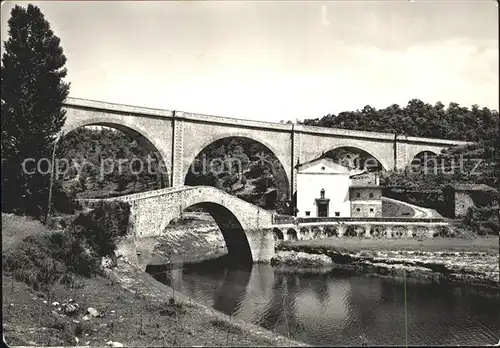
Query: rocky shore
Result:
<box><xmin>148</xmin><ymin>222</ymin><xmax>227</xmax><ymax>266</ymax></box>
<box><xmin>275</xmin><ymin>243</ymin><xmax>499</xmax><ymax>290</ymax></box>
<box><xmin>270</xmin><ymin>251</ymin><xmax>334</xmax><ymax>274</ymax></box>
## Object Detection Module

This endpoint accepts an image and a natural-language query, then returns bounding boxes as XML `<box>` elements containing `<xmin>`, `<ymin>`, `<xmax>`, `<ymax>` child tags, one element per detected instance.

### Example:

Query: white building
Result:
<box><xmin>295</xmin><ymin>157</ymin><xmax>366</xmax><ymax>218</ymax></box>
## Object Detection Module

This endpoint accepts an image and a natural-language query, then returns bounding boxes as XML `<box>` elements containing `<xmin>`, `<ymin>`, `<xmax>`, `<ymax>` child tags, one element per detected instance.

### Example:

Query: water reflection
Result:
<box><xmin>148</xmin><ymin>258</ymin><xmax>500</xmax><ymax>346</ymax></box>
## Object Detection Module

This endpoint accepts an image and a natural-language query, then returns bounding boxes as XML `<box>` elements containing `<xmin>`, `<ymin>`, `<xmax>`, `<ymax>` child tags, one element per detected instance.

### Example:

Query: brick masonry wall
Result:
<box><xmin>350</xmin><ymin>202</ymin><xmax>383</xmax><ymax>217</ymax></box>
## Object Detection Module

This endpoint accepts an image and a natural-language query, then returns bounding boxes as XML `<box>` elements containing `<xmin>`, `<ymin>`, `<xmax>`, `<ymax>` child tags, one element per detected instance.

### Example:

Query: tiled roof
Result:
<box><xmin>350</xmin><ymin>184</ymin><xmax>381</xmax><ymax>189</ymax></box>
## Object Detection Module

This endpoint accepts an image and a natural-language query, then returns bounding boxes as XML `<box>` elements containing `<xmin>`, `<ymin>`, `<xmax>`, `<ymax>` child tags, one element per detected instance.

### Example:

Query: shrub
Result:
<box><xmin>51</xmin><ymin>183</ymin><xmax>75</xmax><ymax>214</ymax></box>
<box><xmin>3</xmin><ymin>201</ymin><xmax>130</xmax><ymax>291</ymax></box>
<box><xmin>2</xmin><ymin>235</ymin><xmax>66</xmax><ymax>291</ymax></box>
<box><xmin>69</xmin><ymin>201</ymin><xmax>130</xmax><ymax>257</ymax></box>
<box><xmin>344</xmin><ymin>226</ymin><xmax>357</xmax><ymax>237</ymax></box>
<box><xmin>476</xmin><ymin>221</ymin><xmax>498</xmax><ymax>236</ymax></box>
<box><xmin>478</xmin><ymin>226</ymin><xmax>494</xmax><ymax>236</ymax></box>
<box><xmin>73</xmin><ymin>321</ymin><xmax>92</xmax><ymax>337</ymax></box>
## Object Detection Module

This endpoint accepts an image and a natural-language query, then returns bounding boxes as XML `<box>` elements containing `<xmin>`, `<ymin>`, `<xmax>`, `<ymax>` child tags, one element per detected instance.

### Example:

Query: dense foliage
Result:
<box><xmin>56</xmin><ymin>127</ymin><xmax>166</xmax><ymax>199</ymax></box>
<box><xmin>68</xmin><ymin>201</ymin><xmax>131</xmax><ymax>262</ymax></box>
<box><xmin>381</xmin><ymin>143</ymin><xmax>499</xmax><ymax>191</ymax></box>
<box><xmin>186</xmin><ymin>137</ymin><xmax>288</xmax><ymax>209</ymax></box>
<box><xmin>302</xmin><ymin>100</ymin><xmax>499</xmax><ymax>145</ymax></box>
<box><xmin>1</xmin><ymin>4</ymin><xmax>70</xmax><ymax>218</ymax></box>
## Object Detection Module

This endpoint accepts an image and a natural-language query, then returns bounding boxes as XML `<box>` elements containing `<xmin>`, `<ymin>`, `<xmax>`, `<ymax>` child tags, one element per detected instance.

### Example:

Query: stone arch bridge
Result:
<box><xmin>76</xmin><ymin>185</ymin><xmax>277</xmax><ymax>268</ymax></box>
<box><xmin>62</xmin><ymin>98</ymin><xmax>470</xmax><ymax>210</ymax></box>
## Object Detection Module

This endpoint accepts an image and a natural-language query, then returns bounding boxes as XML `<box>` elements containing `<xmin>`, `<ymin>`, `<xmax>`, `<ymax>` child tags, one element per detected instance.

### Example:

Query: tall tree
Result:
<box><xmin>1</xmin><ymin>4</ymin><xmax>70</xmax><ymax>218</ymax></box>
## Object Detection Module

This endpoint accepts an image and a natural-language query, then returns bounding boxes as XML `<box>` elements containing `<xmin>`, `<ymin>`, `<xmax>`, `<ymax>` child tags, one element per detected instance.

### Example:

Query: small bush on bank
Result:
<box><xmin>70</xmin><ymin>201</ymin><xmax>130</xmax><ymax>257</ymax></box>
<box><xmin>2</xmin><ymin>235</ymin><xmax>66</xmax><ymax>291</ymax></box>
<box><xmin>2</xmin><ymin>201</ymin><xmax>130</xmax><ymax>291</ymax></box>
<box><xmin>476</xmin><ymin>221</ymin><xmax>499</xmax><ymax>236</ymax></box>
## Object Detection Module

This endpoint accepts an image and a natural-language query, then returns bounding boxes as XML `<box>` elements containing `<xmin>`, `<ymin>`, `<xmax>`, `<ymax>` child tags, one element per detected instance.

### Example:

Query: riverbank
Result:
<box><xmin>274</xmin><ymin>237</ymin><xmax>499</xmax><ymax>289</ymax></box>
<box><xmin>141</xmin><ymin>218</ymin><xmax>499</xmax><ymax>290</ymax></box>
<box><xmin>2</xmin><ymin>213</ymin><xmax>307</xmax><ymax>347</ymax></box>
<box><xmin>2</xmin><ymin>268</ymin><xmax>305</xmax><ymax>347</ymax></box>
<box><xmin>148</xmin><ymin>221</ymin><xmax>227</xmax><ymax>266</ymax></box>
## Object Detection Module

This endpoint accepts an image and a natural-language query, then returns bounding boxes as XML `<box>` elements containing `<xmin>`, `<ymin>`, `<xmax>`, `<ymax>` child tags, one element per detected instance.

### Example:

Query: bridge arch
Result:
<box><xmin>273</xmin><ymin>228</ymin><xmax>284</xmax><ymax>241</ymax></box>
<box><xmin>312</xmin><ymin>144</ymin><xmax>389</xmax><ymax>171</ymax></box>
<box><xmin>123</xmin><ymin>186</ymin><xmax>275</xmax><ymax>265</ymax></box>
<box><xmin>183</xmin><ymin>134</ymin><xmax>291</xmax><ymax>209</ymax></box>
<box><xmin>287</xmin><ymin>228</ymin><xmax>298</xmax><ymax>241</ymax></box>
<box><xmin>61</xmin><ymin>118</ymin><xmax>171</xmax><ymax>187</ymax></box>
<box><xmin>175</xmin><ymin>202</ymin><xmax>254</xmax><ymax>265</ymax></box>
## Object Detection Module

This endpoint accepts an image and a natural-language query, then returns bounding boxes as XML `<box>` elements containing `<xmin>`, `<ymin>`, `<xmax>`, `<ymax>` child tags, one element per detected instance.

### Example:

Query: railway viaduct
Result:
<box><xmin>62</xmin><ymin>98</ymin><xmax>469</xmax><ymax>209</ymax></box>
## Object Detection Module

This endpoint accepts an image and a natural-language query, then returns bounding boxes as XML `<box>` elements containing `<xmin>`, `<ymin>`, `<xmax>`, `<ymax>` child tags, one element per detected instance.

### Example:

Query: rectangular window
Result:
<box><xmin>305</xmin><ymin>211</ymin><xmax>311</xmax><ymax>216</ymax></box>
<box><xmin>356</xmin><ymin>192</ymin><xmax>361</xmax><ymax>198</ymax></box>
<box><xmin>369</xmin><ymin>193</ymin><xmax>374</xmax><ymax>198</ymax></box>
<box><xmin>356</xmin><ymin>208</ymin><xmax>360</xmax><ymax>212</ymax></box>
<box><xmin>370</xmin><ymin>208</ymin><xmax>374</xmax><ymax>212</ymax></box>
<box><xmin>335</xmin><ymin>212</ymin><xmax>340</xmax><ymax>217</ymax></box>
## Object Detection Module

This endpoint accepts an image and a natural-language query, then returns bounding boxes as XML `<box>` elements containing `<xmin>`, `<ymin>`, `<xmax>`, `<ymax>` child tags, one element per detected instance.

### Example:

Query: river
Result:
<box><xmin>147</xmin><ymin>256</ymin><xmax>499</xmax><ymax>346</ymax></box>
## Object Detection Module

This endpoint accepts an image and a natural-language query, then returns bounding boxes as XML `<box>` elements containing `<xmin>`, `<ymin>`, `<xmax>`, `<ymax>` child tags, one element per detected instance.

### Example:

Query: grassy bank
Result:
<box><xmin>284</xmin><ymin>236</ymin><xmax>499</xmax><ymax>254</ymax></box>
<box><xmin>2</xmin><ymin>213</ymin><xmax>306</xmax><ymax>347</ymax></box>
<box><xmin>2</xmin><ymin>214</ymin><xmax>53</xmax><ymax>252</ymax></box>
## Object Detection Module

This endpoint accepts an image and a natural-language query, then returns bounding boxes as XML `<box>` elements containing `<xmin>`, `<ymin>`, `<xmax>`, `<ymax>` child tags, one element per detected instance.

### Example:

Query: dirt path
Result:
<box><xmin>2</xmin><ymin>214</ymin><xmax>53</xmax><ymax>252</ymax></box>
<box><xmin>382</xmin><ymin>197</ymin><xmax>442</xmax><ymax>218</ymax></box>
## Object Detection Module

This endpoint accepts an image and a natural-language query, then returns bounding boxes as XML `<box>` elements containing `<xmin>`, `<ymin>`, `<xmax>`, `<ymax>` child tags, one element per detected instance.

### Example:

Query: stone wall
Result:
<box><xmin>273</xmin><ymin>221</ymin><xmax>452</xmax><ymax>242</ymax></box>
<box><xmin>350</xmin><ymin>202</ymin><xmax>383</xmax><ymax>218</ymax></box>
<box><xmin>455</xmin><ymin>192</ymin><xmax>475</xmax><ymax>218</ymax></box>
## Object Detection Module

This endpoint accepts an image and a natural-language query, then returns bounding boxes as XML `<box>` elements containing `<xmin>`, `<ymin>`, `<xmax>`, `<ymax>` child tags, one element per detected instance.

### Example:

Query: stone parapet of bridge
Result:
<box><xmin>75</xmin><ymin>186</ymin><xmax>276</xmax><ymax>266</ymax></box>
<box><xmin>65</xmin><ymin>98</ymin><xmax>469</xmax><ymax>146</ymax></box>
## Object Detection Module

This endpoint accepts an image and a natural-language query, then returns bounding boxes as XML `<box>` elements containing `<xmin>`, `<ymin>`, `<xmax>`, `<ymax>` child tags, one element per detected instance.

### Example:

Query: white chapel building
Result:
<box><xmin>295</xmin><ymin>157</ymin><xmax>377</xmax><ymax>218</ymax></box>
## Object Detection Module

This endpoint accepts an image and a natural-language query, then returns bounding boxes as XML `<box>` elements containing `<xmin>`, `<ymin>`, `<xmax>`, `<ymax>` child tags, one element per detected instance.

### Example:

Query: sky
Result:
<box><xmin>1</xmin><ymin>0</ymin><xmax>498</xmax><ymax>122</ymax></box>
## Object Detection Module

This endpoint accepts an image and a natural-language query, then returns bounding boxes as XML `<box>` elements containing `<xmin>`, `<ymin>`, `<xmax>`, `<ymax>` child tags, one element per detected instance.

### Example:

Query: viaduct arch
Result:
<box><xmin>61</xmin><ymin>110</ymin><xmax>172</xmax><ymax>186</ymax></box>
<box><xmin>184</xmin><ymin>134</ymin><xmax>291</xmax><ymax>203</ymax></box>
<box><xmin>410</xmin><ymin>150</ymin><xmax>439</xmax><ymax>166</ymax></box>
<box><xmin>318</xmin><ymin>144</ymin><xmax>389</xmax><ymax>171</ymax></box>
